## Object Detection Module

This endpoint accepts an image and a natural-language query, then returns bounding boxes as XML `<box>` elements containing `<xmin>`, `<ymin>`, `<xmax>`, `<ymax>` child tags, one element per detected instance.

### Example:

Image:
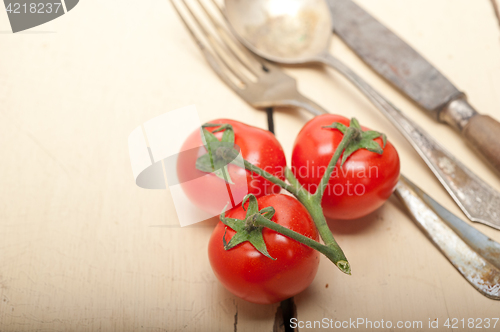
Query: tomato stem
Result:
<box><xmin>313</xmin><ymin>127</ymin><xmax>357</xmax><ymax>202</ymax></box>
<box><xmin>283</xmin><ymin>166</ymin><xmax>303</xmax><ymax>189</ymax></box>
<box><xmin>212</xmin><ymin>121</ymin><xmax>378</xmax><ymax>275</ymax></box>
<box><xmin>234</xmin><ymin>159</ymin><xmax>351</xmax><ymax>274</ymax></box>
<box><xmin>212</xmin><ymin>119</ymin><xmax>388</xmax><ymax>275</ymax></box>
<box><xmin>253</xmin><ymin>214</ymin><xmax>350</xmax><ymax>274</ymax></box>
<box><xmin>284</xmin><ymin>165</ymin><xmax>350</xmax><ymax>273</ymax></box>
<box><xmin>242</xmin><ymin>160</ymin><xmax>301</xmax><ymax>197</ymax></box>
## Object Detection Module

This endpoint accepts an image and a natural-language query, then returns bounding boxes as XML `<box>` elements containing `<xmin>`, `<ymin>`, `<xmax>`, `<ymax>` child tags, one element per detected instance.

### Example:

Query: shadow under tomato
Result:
<box><xmin>326</xmin><ymin>203</ymin><xmax>386</xmax><ymax>235</ymax></box>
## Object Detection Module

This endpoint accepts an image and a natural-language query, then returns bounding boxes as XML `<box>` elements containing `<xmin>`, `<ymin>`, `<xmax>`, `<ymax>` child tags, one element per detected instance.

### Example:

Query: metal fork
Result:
<box><xmin>170</xmin><ymin>0</ymin><xmax>500</xmax><ymax>299</ymax></box>
<box><xmin>170</xmin><ymin>0</ymin><xmax>328</xmax><ymax>116</ymax></box>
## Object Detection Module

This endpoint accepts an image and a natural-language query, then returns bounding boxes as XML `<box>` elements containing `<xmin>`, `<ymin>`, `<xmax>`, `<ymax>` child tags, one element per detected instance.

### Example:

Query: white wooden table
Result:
<box><xmin>1</xmin><ymin>0</ymin><xmax>500</xmax><ymax>331</ymax></box>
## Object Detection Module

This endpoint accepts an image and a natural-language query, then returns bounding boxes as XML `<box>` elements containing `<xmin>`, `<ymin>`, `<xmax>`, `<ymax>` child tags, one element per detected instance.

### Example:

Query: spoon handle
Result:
<box><xmin>395</xmin><ymin>175</ymin><xmax>500</xmax><ymax>300</ymax></box>
<box><xmin>318</xmin><ymin>53</ymin><xmax>500</xmax><ymax>230</ymax></box>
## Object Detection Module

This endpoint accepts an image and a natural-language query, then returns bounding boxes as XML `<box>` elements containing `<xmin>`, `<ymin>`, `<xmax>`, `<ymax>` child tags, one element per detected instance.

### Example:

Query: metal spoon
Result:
<box><xmin>223</xmin><ymin>0</ymin><xmax>500</xmax><ymax>230</ymax></box>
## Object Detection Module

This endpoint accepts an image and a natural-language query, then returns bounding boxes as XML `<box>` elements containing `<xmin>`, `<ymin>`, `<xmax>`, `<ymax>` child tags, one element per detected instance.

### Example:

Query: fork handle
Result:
<box><xmin>285</xmin><ymin>94</ymin><xmax>329</xmax><ymax>116</ymax></box>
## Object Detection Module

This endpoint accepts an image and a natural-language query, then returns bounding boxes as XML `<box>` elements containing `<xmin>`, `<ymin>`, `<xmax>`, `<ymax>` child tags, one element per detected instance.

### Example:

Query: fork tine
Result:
<box><xmin>199</xmin><ymin>0</ymin><xmax>264</xmax><ymax>76</ymax></box>
<box><xmin>170</xmin><ymin>0</ymin><xmax>242</xmax><ymax>92</ymax></box>
<box><xmin>172</xmin><ymin>0</ymin><xmax>327</xmax><ymax>115</ymax></box>
<box><xmin>170</xmin><ymin>0</ymin><xmax>208</xmax><ymax>57</ymax></box>
<box><xmin>180</xmin><ymin>0</ymin><xmax>251</xmax><ymax>85</ymax></box>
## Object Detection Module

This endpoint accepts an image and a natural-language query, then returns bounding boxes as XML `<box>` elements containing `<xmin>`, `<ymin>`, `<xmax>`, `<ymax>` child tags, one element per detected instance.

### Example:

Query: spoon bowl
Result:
<box><xmin>225</xmin><ymin>0</ymin><xmax>332</xmax><ymax>64</ymax></box>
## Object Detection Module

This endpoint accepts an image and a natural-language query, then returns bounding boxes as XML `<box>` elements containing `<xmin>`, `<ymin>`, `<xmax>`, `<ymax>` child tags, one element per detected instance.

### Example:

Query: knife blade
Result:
<box><xmin>329</xmin><ymin>0</ymin><xmax>500</xmax><ymax>174</ymax></box>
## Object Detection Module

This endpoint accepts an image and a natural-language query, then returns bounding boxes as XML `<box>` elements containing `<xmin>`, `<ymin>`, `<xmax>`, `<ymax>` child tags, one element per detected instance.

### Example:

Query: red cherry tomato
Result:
<box><xmin>291</xmin><ymin>114</ymin><xmax>400</xmax><ymax>220</ymax></box>
<box><xmin>177</xmin><ymin>119</ymin><xmax>286</xmax><ymax>215</ymax></box>
<box><xmin>208</xmin><ymin>194</ymin><xmax>320</xmax><ymax>304</ymax></box>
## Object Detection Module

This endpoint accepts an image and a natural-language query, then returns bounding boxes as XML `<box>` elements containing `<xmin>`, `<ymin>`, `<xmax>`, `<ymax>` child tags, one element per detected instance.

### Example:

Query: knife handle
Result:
<box><xmin>440</xmin><ymin>98</ymin><xmax>500</xmax><ymax>175</ymax></box>
<box><xmin>463</xmin><ymin>114</ymin><xmax>500</xmax><ymax>173</ymax></box>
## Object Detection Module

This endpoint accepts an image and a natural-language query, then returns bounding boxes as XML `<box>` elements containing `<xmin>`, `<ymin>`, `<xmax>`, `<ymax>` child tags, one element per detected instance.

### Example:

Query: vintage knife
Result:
<box><xmin>329</xmin><ymin>0</ymin><xmax>500</xmax><ymax>175</ymax></box>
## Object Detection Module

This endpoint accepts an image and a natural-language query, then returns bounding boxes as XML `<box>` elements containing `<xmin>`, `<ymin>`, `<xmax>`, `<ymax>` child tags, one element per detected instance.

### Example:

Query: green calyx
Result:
<box><xmin>323</xmin><ymin>118</ymin><xmax>387</xmax><ymax>166</ymax></box>
<box><xmin>218</xmin><ymin>192</ymin><xmax>352</xmax><ymax>274</ymax></box>
<box><xmin>220</xmin><ymin>194</ymin><xmax>276</xmax><ymax>260</ymax></box>
<box><xmin>195</xmin><ymin>123</ymin><xmax>243</xmax><ymax>183</ymax></box>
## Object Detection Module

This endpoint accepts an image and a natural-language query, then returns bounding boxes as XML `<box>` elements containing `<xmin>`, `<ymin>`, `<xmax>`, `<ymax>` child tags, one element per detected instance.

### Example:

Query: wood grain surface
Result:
<box><xmin>1</xmin><ymin>0</ymin><xmax>500</xmax><ymax>331</ymax></box>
